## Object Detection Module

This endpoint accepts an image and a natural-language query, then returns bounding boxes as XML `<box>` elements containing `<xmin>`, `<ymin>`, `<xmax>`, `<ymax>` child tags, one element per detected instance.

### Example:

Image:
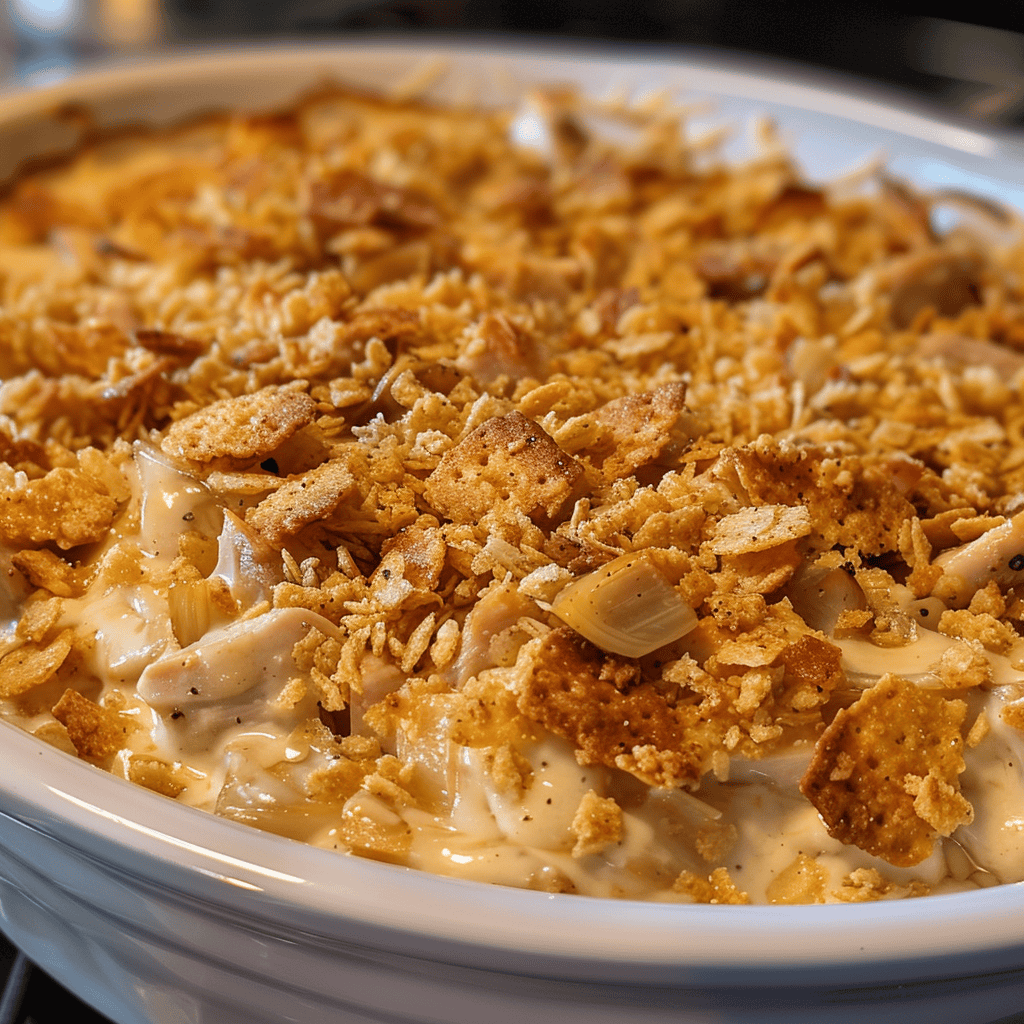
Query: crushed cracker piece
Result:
<box><xmin>800</xmin><ymin>673</ymin><xmax>970</xmax><ymax>866</ymax></box>
<box><xmin>0</xmin><ymin>466</ymin><xmax>120</xmax><ymax>550</ymax></box>
<box><xmin>161</xmin><ymin>385</ymin><xmax>316</xmax><ymax>468</ymax></box>
<box><xmin>672</xmin><ymin>867</ymin><xmax>751</xmax><ymax>904</ymax></box>
<box><xmin>587</xmin><ymin>382</ymin><xmax>688</xmax><ymax>481</ymax></box>
<box><xmin>766</xmin><ymin>853</ymin><xmax>828</xmax><ymax>904</ymax></box>
<box><xmin>425</xmin><ymin>411</ymin><xmax>585</xmax><ymax>525</ymax></box>
<box><xmin>0</xmin><ymin>630</ymin><xmax>73</xmax><ymax>697</ymax></box>
<box><xmin>12</xmin><ymin>548</ymin><xmax>86</xmax><ymax>597</ymax></box>
<box><xmin>246</xmin><ymin>458</ymin><xmax>355</xmax><ymax>547</ymax></box>
<box><xmin>570</xmin><ymin>789</ymin><xmax>623</xmax><ymax>858</ymax></box>
<box><xmin>51</xmin><ymin>687</ymin><xmax>132</xmax><ymax>763</ymax></box>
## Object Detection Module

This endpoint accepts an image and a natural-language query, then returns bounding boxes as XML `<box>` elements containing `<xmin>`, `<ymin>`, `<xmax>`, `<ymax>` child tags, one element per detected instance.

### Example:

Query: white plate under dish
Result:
<box><xmin>1</xmin><ymin>39</ymin><xmax>1024</xmax><ymax>1024</ymax></box>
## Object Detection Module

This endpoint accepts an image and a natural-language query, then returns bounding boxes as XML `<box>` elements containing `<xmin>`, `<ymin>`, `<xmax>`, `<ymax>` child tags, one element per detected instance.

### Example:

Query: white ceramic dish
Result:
<box><xmin>2</xmin><ymin>40</ymin><xmax>1024</xmax><ymax>1024</ymax></box>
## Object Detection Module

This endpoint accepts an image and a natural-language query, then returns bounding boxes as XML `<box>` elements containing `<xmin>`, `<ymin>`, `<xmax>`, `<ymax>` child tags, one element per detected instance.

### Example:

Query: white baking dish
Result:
<box><xmin>1</xmin><ymin>40</ymin><xmax>1024</xmax><ymax>1024</ymax></box>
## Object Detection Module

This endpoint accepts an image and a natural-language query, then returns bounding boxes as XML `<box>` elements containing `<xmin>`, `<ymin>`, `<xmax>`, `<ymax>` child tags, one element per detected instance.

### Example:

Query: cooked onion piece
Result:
<box><xmin>550</xmin><ymin>552</ymin><xmax>698</xmax><ymax>658</ymax></box>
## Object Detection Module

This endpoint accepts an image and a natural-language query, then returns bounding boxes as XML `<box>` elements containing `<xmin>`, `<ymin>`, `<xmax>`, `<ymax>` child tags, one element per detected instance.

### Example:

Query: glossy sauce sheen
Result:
<box><xmin>3</xmin><ymin>443</ymin><xmax>1014</xmax><ymax>903</ymax></box>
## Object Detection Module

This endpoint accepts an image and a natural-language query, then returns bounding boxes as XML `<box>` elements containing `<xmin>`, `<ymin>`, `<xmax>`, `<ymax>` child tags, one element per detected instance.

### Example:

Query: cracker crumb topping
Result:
<box><xmin>0</xmin><ymin>82</ymin><xmax>1022</xmax><ymax>903</ymax></box>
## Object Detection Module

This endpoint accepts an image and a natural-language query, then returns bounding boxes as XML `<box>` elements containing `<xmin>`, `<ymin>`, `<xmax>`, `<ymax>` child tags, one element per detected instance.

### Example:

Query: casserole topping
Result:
<box><xmin>2</xmin><ymin>85</ymin><xmax>1024</xmax><ymax>902</ymax></box>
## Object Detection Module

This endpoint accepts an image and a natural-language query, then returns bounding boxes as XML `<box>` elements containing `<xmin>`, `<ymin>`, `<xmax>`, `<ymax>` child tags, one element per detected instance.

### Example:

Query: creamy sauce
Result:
<box><xmin>5</xmin><ymin>443</ymin><xmax>1023</xmax><ymax>903</ymax></box>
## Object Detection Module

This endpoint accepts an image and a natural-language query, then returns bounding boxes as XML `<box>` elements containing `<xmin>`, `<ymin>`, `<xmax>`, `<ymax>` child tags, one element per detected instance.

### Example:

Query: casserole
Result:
<box><xmin>2</xmin><ymin>40</ymin><xmax>1024</xmax><ymax>1024</ymax></box>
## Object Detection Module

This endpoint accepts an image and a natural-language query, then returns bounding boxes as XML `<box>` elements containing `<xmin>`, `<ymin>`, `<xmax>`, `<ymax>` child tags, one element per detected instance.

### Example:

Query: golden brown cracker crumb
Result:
<box><xmin>513</xmin><ymin>627</ymin><xmax>707</xmax><ymax>787</ymax></box>
<box><xmin>14</xmin><ymin>596</ymin><xmax>65</xmax><ymax>643</ymax></box>
<box><xmin>936</xmin><ymin>640</ymin><xmax>991</xmax><ymax>690</ymax></box>
<box><xmin>707</xmin><ymin>592</ymin><xmax>768</xmax><ymax>632</ymax></box>
<box><xmin>306</xmin><ymin>755</ymin><xmax>376</xmax><ymax>805</ymax></box>
<box><xmin>672</xmin><ymin>867</ymin><xmax>751</xmax><ymax>904</ymax></box>
<box><xmin>0</xmin><ymin>630</ymin><xmax>73</xmax><ymax>697</ymax></box>
<box><xmin>11</xmin><ymin>549</ymin><xmax>86</xmax><ymax>597</ymax></box>
<box><xmin>719</xmin><ymin>443</ymin><xmax>914</xmax><ymax>557</ymax></box>
<box><xmin>898</xmin><ymin>517</ymin><xmax>942</xmax><ymax>597</ymax></box>
<box><xmin>380</xmin><ymin>520</ymin><xmax>447</xmax><ymax>592</ymax></box>
<box><xmin>775</xmin><ymin>634</ymin><xmax>846</xmax><ymax>713</ymax></box>
<box><xmin>0</xmin><ymin>466</ymin><xmax>120</xmax><ymax>550</ymax></box>
<box><xmin>709</xmin><ymin>504</ymin><xmax>812</xmax><ymax>557</ymax></box>
<box><xmin>938</xmin><ymin>608</ymin><xmax>1018</xmax><ymax>654</ymax></box>
<box><xmin>966</xmin><ymin>710</ymin><xmax>991</xmax><ymax>748</ymax></box>
<box><xmin>125</xmin><ymin>755</ymin><xmax>192</xmax><ymax>798</ymax></box>
<box><xmin>587</xmin><ymin>382</ymin><xmax>688</xmax><ymax>481</ymax></box>
<box><xmin>949</xmin><ymin>515</ymin><xmax>1007</xmax><ymax>544</ymax></box>
<box><xmin>425</xmin><ymin>411</ymin><xmax>585</xmax><ymax>526</ymax></box>
<box><xmin>482</xmin><ymin>744</ymin><xmax>533</xmax><ymax>796</ymax></box>
<box><xmin>800</xmin><ymin>673</ymin><xmax>969</xmax><ymax>867</ymax></box>
<box><xmin>694</xmin><ymin>820</ymin><xmax>738</xmax><ymax>863</ymax></box>
<box><xmin>714</xmin><ymin>542</ymin><xmax>803</xmax><ymax>597</ymax></box>
<box><xmin>245</xmin><ymin>457</ymin><xmax>355</xmax><ymax>547</ymax></box>
<box><xmin>51</xmin><ymin>687</ymin><xmax>132</xmax><ymax>763</ymax></box>
<box><xmin>968</xmin><ymin>580</ymin><xmax>1007</xmax><ymax>618</ymax></box>
<box><xmin>856</xmin><ymin>567</ymin><xmax>918</xmax><ymax>646</ymax></box>
<box><xmin>429</xmin><ymin>618</ymin><xmax>461</xmax><ymax>668</ymax></box>
<box><xmin>833</xmin><ymin>608</ymin><xmax>874</xmax><ymax>637</ymax></box>
<box><xmin>570</xmin><ymin>789</ymin><xmax>623</xmax><ymax>858</ymax></box>
<box><xmin>274</xmin><ymin>677</ymin><xmax>309</xmax><ymax>710</ymax></box>
<box><xmin>161</xmin><ymin>385</ymin><xmax>317</xmax><ymax>467</ymax></box>
<box><xmin>903</xmin><ymin>770</ymin><xmax>974</xmax><ymax>836</ymax></box>
<box><xmin>999</xmin><ymin>699</ymin><xmax>1024</xmax><ymax>733</ymax></box>
<box><xmin>831</xmin><ymin>866</ymin><xmax>930</xmax><ymax>902</ymax></box>
<box><xmin>829</xmin><ymin>750</ymin><xmax>856</xmax><ymax>782</ymax></box>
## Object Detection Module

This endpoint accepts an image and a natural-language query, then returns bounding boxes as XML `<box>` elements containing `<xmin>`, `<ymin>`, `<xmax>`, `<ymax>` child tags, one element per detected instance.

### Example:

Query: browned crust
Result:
<box><xmin>425</xmin><ymin>411</ymin><xmax>585</xmax><ymax>526</ymax></box>
<box><xmin>800</xmin><ymin>674</ymin><xmax>971</xmax><ymax>867</ymax></box>
<box><xmin>161</xmin><ymin>386</ymin><xmax>317</xmax><ymax>468</ymax></box>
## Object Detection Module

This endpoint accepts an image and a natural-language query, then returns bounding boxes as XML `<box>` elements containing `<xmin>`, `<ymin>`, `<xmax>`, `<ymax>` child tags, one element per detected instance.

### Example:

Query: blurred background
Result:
<box><xmin>0</xmin><ymin>0</ymin><xmax>1022</xmax><ymax>123</ymax></box>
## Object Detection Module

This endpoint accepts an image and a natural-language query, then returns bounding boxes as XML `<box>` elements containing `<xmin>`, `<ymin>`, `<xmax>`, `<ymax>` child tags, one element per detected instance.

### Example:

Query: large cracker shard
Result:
<box><xmin>246</xmin><ymin>458</ymin><xmax>355</xmax><ymax>547</ymax></box>
<box><xmin>512</xmin><ymin>626</ymin><xmax>708</xmax><ymax>788</ymax></box>
<box><xmin>0</xmin><ymin>466</ymin><xmax>120</xmax><ymax>550</ymax></box>
<box><xmin>800</xmin><ymin>673</ymin><xmax>972</xmax><ymax>867</ymax></box>
<box><xmin>425</xmin><ymin>411</ymin><xmax>585</xmax><ymax>526</ymax></box>
<box><xmin>161</xmin><ymin>385</ymin><xmax>316</xmax><ymax>468</ymax></box>
<box><xmin>588</xmin><ymin>382</ymin><xmax>688</xmax><ymax>481</ymax></box>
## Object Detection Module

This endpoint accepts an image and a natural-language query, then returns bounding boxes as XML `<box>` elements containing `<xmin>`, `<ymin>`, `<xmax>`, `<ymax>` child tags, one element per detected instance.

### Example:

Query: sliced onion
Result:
<box><xmin>550</xmin><ymin>552</ymin><xmax>698</xmax><ymax>658</ymax></box>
